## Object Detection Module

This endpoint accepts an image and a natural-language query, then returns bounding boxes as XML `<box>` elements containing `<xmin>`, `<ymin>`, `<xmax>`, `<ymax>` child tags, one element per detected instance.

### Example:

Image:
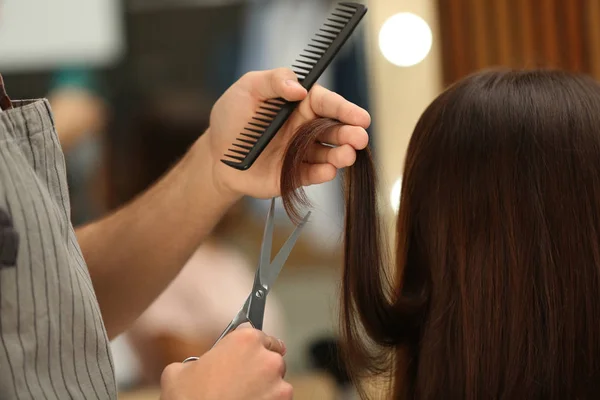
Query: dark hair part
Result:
<box><xmin>282</xmin><ymin>69</ymin><xmax>600</xmax><ymax>399</ymax></box>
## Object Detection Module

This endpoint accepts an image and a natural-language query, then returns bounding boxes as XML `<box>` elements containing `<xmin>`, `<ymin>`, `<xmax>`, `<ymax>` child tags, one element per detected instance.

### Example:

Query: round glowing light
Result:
<box><xmin>378</xmin><ymin>12</ymin><xmax>433</xmax><ymax>67</ymax></box>
<box><xmin>390</xmin><ymin>177</ymin><xmax>402</xmax><ymax>213</ymax></box>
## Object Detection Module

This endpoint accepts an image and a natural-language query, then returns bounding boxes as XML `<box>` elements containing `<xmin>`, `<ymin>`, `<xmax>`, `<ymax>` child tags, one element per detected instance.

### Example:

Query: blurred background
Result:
<box><xmin>1</xmin><ymin>0</ymin><xmax>598</xmax><ymax>398</ymax></box>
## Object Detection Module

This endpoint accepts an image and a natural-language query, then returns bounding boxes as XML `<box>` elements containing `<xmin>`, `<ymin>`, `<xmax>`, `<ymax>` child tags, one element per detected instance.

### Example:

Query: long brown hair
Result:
<box><xmin>282</xmin><ymin>69</ymin><xmax>600</xmax><ymax>399</ymax></box>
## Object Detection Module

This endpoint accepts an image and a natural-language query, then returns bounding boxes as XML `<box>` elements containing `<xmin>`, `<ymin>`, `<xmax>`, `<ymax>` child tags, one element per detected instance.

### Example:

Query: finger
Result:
<box><xmin>317</xmin><ymin>124</ymin><xmax>369</xmax><ymax>150</ymax></box>
<box><xmin>264</xmin><ymin>352</ymin><xmax>287</xmax><ymax>380</ymax></box>
<box><xmin>161</xmin><ymin>362</ymin><xmax>185</xmax><ymax>387</ymax></box>
<box><xmin>278</xmin><ymin>382</ymin><xmax>294</xmax><ymax>399</ymax></box>
<box><xmin>299</xmin><ymin>163</ymin><xmax>337</xmax><ymax>187</ymax></box>
<box><xmin>244</xmin><ymin>68</ymin><xmax>307</xmax><ymax>101</ymax></box>
<box><xmin>262</xmin><ymin>335</ymin><xmax>287</xmax><ymax>356</ymax></box>
<box><xmin>300</xmin><ymin>85</ymin><xmax>371</xmax><ymax>128</ymax></box>
<box><xmin>305</xmin><ymin>143</ymin><xmax>357</xmax><ymax>168</ymax></box>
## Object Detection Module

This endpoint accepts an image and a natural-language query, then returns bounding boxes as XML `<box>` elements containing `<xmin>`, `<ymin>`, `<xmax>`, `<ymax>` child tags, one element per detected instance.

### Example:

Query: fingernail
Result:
<box><xmin>285</xmin><ymin>79</ymin><xmax>304</xmax><ymax>90</ymax></box>
<box><xmin>278</xmin><ymin>339</ymin><xmax>287</xmax><ymax>355</ymax></box>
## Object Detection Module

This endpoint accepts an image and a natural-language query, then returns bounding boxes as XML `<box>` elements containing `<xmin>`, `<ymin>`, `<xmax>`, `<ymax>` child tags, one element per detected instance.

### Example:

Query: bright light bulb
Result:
<box><xmin>378</xmin><ymin>12</ymin><xmax>433</xmax><ymax>67</ymax></box>
<box><xmin>390</xmin><ymin>177</ymin><xmax>402</xmax><ymax>213</ymax></box>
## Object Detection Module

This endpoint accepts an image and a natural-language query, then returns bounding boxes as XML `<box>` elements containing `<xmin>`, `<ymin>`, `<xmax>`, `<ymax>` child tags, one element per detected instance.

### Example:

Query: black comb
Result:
<box><xmin>221</xmin><ymin>2</ymin><xmax>367</xmax><ymax>170</ymax></box>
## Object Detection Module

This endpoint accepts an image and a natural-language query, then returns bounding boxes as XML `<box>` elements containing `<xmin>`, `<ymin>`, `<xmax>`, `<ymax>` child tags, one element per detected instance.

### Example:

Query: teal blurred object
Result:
<box><xmin>50</xmin><ymin>67</ymin><xmax>101</xmax><ymax>96</ymax></box>
<box><xmin>49</xmin><ymin>67</ymin><xmax>105</xmax><ymax>225</ymax></box>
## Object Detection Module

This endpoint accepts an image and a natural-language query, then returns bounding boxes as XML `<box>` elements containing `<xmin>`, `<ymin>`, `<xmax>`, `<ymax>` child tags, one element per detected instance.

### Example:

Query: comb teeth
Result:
<box><xmin>237</xmin><ymin>138</ymin><xmax>257</xmax><ymax>145</ymax></box>
<box><xmin>265</xmin><ymin>98</ymin><xmax>286</xmax><ymax>106</ymax></box>
<box><xmin>311</xmin><ymin>38</ymin><xmax>332</xmax><ymax>46</ymax></box>
<box><xmin>321</xmin><ymin>28</ymin><xmax>340</xmax><ymax>37</ymax></box>
<box><xmin>241</xmin><ymin>132</ymin><xmax>261</xmax><ymax>140</ymax></box>
<box><xmin>323</xmin><ymin>22</ymin><xmax>343</xmax><ymax>29</ymax></box>
<box><xmin>248</xmin><ymin>121</ymin><xmax>269</xmax><ymax>129</ymax></box>
<box><xmin>253</xmin><ymin>116</ymin><xmax>273</xmax><ymax>124</ymax></box>
<box><xmin>223</xmin><ymin>153</ymin><xmax>245</xmax><ymax>162</ymax></box>
<box><xmin>256</xmin><ymin>110</ymin><xmax>277</xmax><ymax>118</ymax></box>
<box><xmin>307</xmin><ymin>43</ymin><xmax>328</xmax><ymax>52</ymax></box>
<box><xmin>337</xmin><ymin>4</ymin><xmax>357</xmax><ymax>12</ymax></box>
<box><xmin>331</xmin><ymin>12</ymin><xmax>352</xmax><ymax>19</ymax></box>
<box><xmin>303</xmin><ymin>49</ymin><xmax>324</xmax><ymax>56</ymax></box>
<box><xmin>339</xmin><ymin>2</ymin><xmax>359</xmax><ymax>9</ymax></box>
<box><xmin>319</xmin><ymin>28</ymin><xmax>339</xmax><ymax>36</ymax></box>
<box><xmin>337</xmin><ymin>7</ymin><xmax>355</xmax><ymax>14</ymax></box>
<box><xmin>292</xmin><ymin>64</ymin><xmax>312</xmax><ymax>72</ymax></box>
<box><xmin>260</xmin><ymin>104</ymin><xmax>281</xmax><ymax>112</ymax></box>
<box><xmin>243</xmin><ymin>127</ymin><xmax>264</xmax><ymax>135</ymax></box>
<box><xmin>296</xmin><ymin>59</ymin><xmax>316</xmax><ymax>67</ymax></box>
<box><xmin>327</xmin><ymin>17</ymin><xmax>347</xmax><ymax>24</ymax></box>
<box><xmin>315</xmin><ymin>33</ymin><xmax>335</xmax><ymax>42</ymax></box>
<box><xmin>228</xmin><ymin>148</ymin><xmax>249</xmax><ymax>156</ymax></box>
<box><xmin>223</xmin><ymin>2</ymin><xmax>367</xmax><ymax>170</ymax></box>
<box><xmin>233</xmin><ymin>142</ymin><xmax>253</xmax><ymax>151</ymax></box>
<box><xmin>299</xmin><ymin>54</ymin><xmax>321</xmax><ymax>62</ymax></box>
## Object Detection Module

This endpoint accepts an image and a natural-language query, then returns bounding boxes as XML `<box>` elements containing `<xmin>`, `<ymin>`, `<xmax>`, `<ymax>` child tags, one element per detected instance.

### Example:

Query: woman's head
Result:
<box><xmin>395</xmin><ymin>69</ymin><xmax>600</xmax><ymax>398</ymax></box>
<box><xmin>282</xmin><ymin>69</ymin><xmax>600</xmax><ymax>399</ymax></box>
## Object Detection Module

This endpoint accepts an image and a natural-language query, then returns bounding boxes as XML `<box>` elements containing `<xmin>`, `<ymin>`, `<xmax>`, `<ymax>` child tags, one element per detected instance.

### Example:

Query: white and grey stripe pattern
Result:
<box><xmin>0</xmin><ymin>100</ymin><xmax>116</xmax><ymax>399</ymax></box>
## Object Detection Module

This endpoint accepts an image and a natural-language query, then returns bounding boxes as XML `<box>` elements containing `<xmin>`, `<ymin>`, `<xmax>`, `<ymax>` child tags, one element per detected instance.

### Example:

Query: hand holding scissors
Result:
<box><xmin>183</xmin><ymin>197</ymin><xmax>310</xmax><ymax>363</ymax></box>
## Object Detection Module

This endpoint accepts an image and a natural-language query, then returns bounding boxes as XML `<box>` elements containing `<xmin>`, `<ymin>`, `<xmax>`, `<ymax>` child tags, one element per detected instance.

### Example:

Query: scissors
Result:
<box><xmin>183</xmin><ymin>197</ymin><xmax>310</xmax><ymax>363</ymax></box>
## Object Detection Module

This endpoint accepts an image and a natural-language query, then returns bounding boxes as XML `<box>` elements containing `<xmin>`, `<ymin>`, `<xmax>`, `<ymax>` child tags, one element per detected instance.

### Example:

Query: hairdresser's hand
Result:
<box><xmin>160</xmin><ymin>328</ymin><xmax>292</xmax><ymax>400</ymax></box>
<box><xmin>205</xmin><ymin>68</ymin><xmax>371</xmax><ymax>199</ymax></box>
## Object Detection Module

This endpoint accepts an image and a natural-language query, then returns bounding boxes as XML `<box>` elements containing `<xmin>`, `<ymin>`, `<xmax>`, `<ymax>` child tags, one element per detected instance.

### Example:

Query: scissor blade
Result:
<box><xmin>260</xmin><ymin>211</ymin><xmax>311</xmax><ymax>290</ymax></box>
<box><xmin>259</xmin><ymin>198</ymin><xmax>276</xmax><ymax>273</ymax></box>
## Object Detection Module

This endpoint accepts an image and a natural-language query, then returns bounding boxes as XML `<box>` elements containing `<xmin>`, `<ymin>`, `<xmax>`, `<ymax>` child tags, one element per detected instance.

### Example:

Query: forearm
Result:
<box><xmin>76</xmin><ymin>133</ymin><xmax>239</xmax><ymax>339</ymax></box>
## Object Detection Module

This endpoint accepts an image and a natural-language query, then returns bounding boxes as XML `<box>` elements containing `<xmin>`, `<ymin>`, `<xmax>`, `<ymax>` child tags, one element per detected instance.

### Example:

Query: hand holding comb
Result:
<box><xmin>221</xmin><ymin>2</ymin><xmax>368</xmax><ymax>171</ymax></box>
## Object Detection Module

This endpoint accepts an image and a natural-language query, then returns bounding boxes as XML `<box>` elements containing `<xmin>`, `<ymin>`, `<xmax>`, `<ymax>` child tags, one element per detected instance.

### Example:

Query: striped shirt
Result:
<box><xmin>0</xmin><ymin>99</ymin><xmax>117</xmax><ymax>399</ymax></box>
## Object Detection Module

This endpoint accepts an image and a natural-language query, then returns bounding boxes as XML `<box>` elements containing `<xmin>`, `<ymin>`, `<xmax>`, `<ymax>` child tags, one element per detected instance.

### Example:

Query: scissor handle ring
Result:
<box><xmin>182</xmin><ymin>356</ymin><xmax>199</xmax><ymax>364</ymax></box>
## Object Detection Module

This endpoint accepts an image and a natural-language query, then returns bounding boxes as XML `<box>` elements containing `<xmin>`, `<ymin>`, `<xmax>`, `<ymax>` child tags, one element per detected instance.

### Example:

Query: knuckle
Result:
<box><xmin>160</xmin><ymin>363</ymin><xmax>181</xmax><ymax>387</ymax></box>
<box><xmin>342</xmin><ymin>105</ymin><xmax>356</xmax><ymax>122</ymax></box>
<box><xmin>234</xmin><ymin>327</ymin><xmax>262</xmax><ymax>345</ymax></box>
<box><xmin>274</xmin><ymin>67</ymin><xmax>294</xmax><ymax>77</ymax></box>
<box><xmin>277</xmin><ymin>382</ymin><xmax>294</xmax><ymax>400</ymax></box>
<box><xmin>263</xmin><ymin>352</ymin><xmax>285</xmax><ymax>374</ymax></box>
<box><xmin>241</xmin><ymin>71</ymin><xmax>259</xmax><ymax>84</ymax></box>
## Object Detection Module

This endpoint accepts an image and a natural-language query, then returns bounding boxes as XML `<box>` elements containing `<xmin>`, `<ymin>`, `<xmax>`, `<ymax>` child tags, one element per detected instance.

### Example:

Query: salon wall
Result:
<box><xmin>365</xmin><ymin>0</ymin><xmax>443</xmax><ymax>238</ymax></box>
<box><xmin>437</xmin><ymin>0</ymin><xmax>600</xmax><ymax>86</ymax></box>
